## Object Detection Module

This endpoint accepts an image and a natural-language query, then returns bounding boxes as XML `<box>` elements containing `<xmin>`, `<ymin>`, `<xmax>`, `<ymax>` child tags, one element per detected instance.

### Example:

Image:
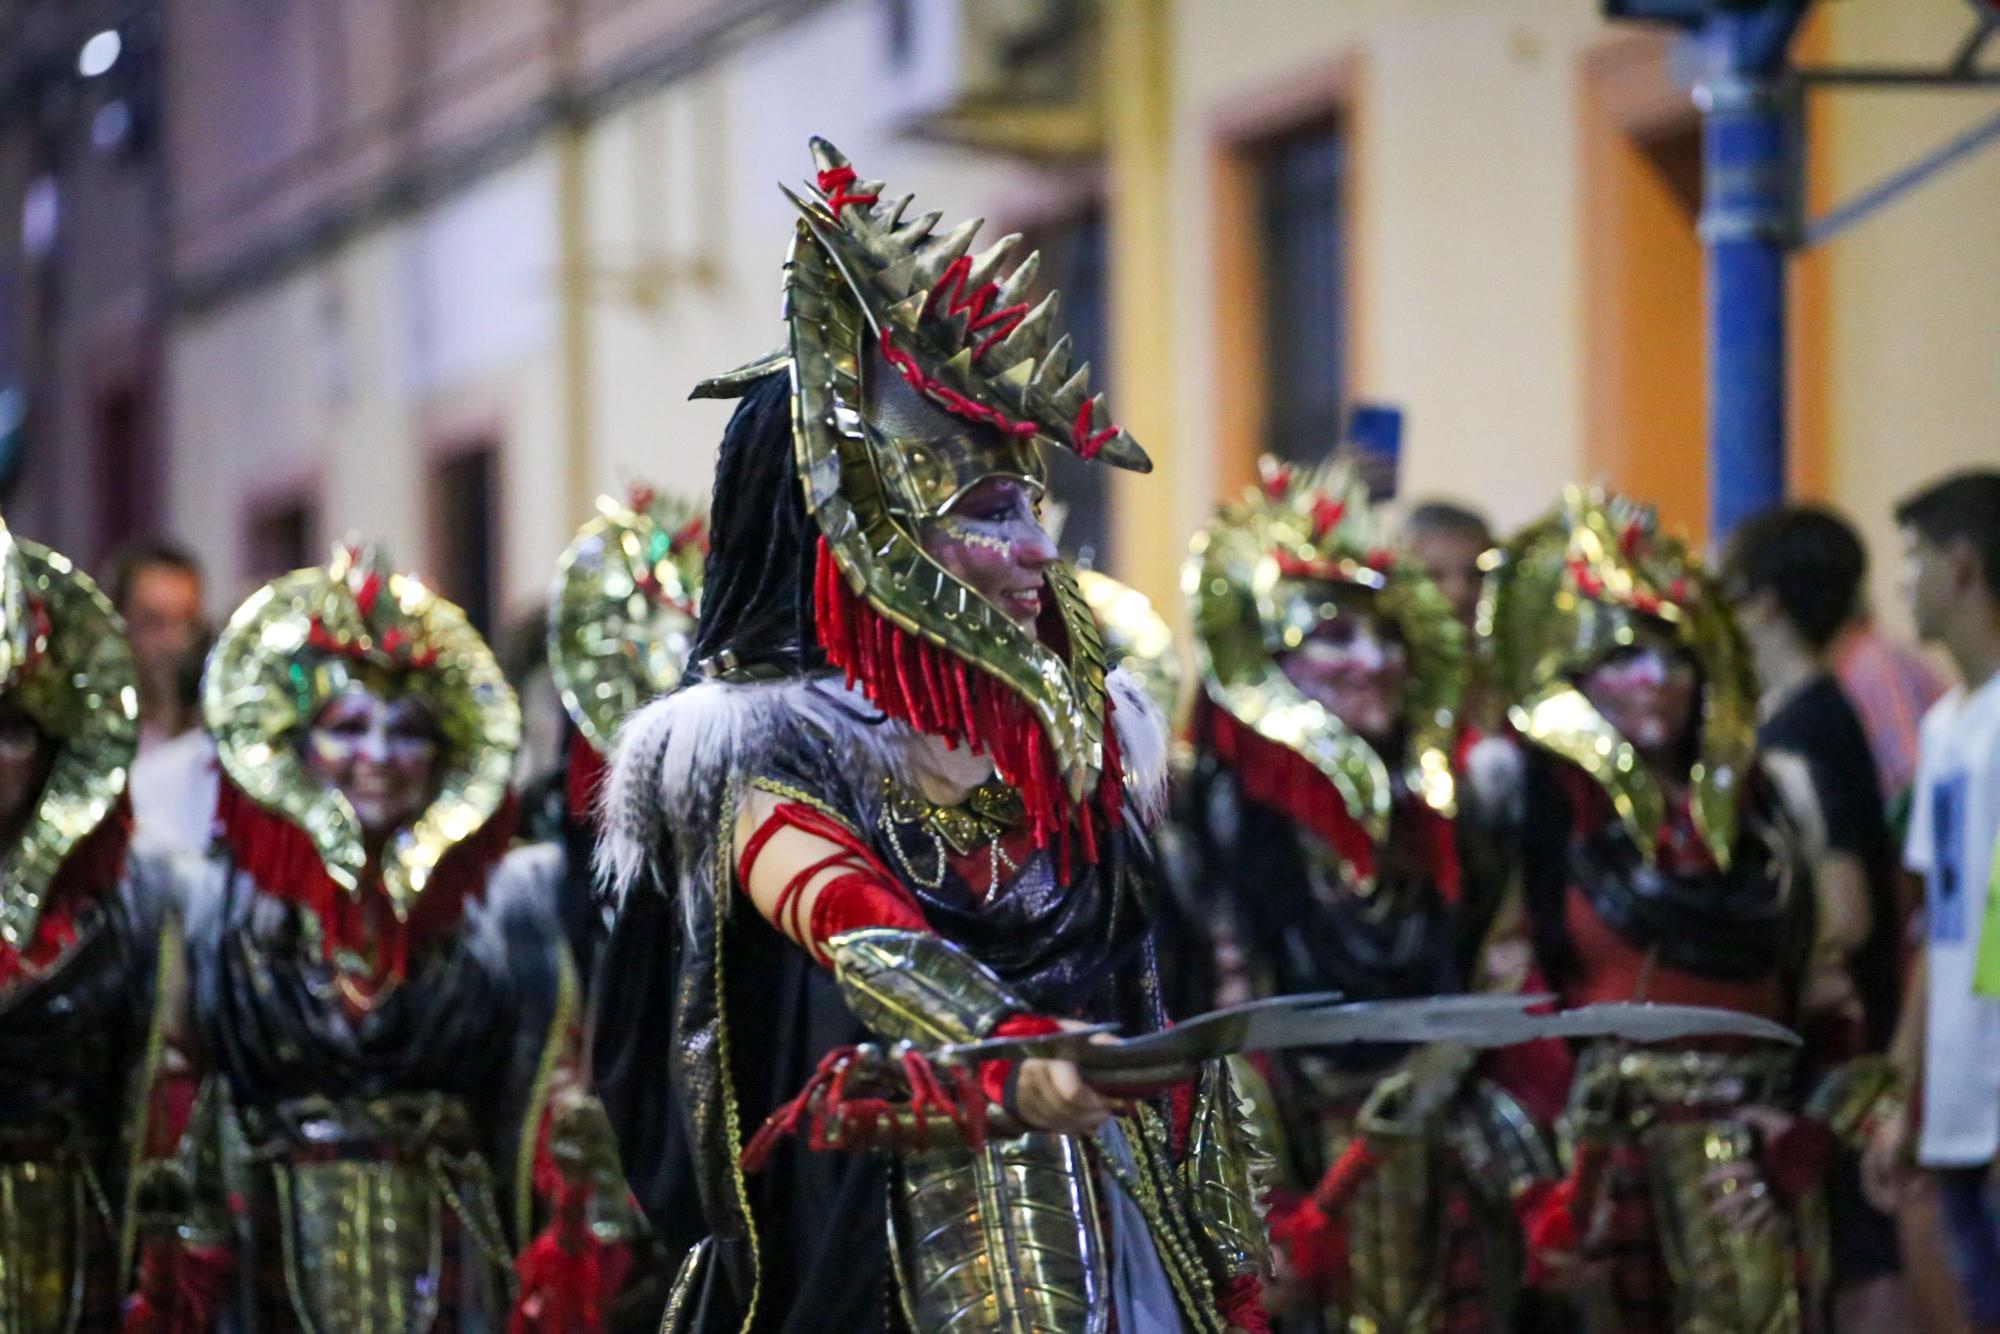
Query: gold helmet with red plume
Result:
<box><xmin>695</xmin><ymin>138</ymin><xmax>1153</xmax><ymax>867</ymax></box>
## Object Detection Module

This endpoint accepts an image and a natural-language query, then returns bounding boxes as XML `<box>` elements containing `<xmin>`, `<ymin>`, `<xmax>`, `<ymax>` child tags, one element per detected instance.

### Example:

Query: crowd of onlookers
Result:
<box><xmin>98</xmin><ymin>466</ymin><xmax>2000</xmax><ymax>1333</ymax></box>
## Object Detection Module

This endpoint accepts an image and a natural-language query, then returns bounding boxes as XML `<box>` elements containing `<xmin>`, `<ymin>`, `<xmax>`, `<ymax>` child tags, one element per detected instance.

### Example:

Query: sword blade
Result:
<box><xmin>938</xmin><ymin>994</ymin><xmax>1795</xmax><ymax>1070</ymax></box>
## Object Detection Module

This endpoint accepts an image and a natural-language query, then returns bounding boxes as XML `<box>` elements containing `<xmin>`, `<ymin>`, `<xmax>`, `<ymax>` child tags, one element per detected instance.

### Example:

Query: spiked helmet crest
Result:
<box><xmin>696</xmin><ymin>138</ymin><xmax>1152</xmax><ymax>864</ymax></box>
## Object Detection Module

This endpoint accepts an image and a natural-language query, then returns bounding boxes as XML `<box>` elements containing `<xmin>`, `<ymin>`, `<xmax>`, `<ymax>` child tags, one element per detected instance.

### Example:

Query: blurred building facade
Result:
<box><xmin>4</xmin><ymin>0</ymin><xmax>1996</xmax><ymax>637</ymax></box>
<box><xmin>0</xmin><ymin>0</ymin><xmax>169</xmax><ymax>559</ymax></box>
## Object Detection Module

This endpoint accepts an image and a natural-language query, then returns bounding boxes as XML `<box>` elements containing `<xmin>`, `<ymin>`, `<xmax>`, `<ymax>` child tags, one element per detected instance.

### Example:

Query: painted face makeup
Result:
<box><xmin>1580</xmin><ymin>626</ymin><xmax>1699</xmax><ymax>766</ymax></box>
<box><xmin>1277</xmin><ymin>593</ymin><xmax>1409</xmax><ymax>746</ymax></box>
<box><xmin>919</xmin><ymin>478</ymin><xmax>1059</xmax><ymax>627</ymax></box>
<box><xmin>302</xmin><ymin>686</ymin><xmax>442</xmax><ymax>842</ymax></box>
<box><xmin>0</xmin><ymin>700</ymin><xmax>51</xmax><ymax>841</ymax></box>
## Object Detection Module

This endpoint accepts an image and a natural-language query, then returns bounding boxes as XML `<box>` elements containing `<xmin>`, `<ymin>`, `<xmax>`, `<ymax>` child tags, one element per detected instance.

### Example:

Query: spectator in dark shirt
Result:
<box><xmin>1724</xmin><ymin>503</ymin><xmax>1909</xmax><ymax>1331</ymax></box>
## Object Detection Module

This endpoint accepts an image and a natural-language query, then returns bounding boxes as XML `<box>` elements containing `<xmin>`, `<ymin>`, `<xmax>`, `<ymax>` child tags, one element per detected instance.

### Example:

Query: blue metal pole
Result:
<box><xmin>1694</xmin><ymin>6</ymin><xmax>1805</xmax><ymax>540</ymax></box>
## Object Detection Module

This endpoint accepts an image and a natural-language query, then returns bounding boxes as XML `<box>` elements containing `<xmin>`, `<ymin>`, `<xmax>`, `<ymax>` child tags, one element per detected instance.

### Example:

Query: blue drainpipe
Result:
<box><xmin>1692</xmin><ymin>5</ymin><xmax>1808</xmax><ymax>540</ymax></box>
<box><xmin>1607</xmin><ymin>1</ymin><xmax>1809</xmax><ymax>539</ymax></box>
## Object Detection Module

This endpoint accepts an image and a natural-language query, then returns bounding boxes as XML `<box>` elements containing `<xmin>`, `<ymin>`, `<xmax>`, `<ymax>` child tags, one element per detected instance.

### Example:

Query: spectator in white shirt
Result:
<box><xmin>1864</xmin><ymin>469</ymin><xmax>2000</xmax><ymax>1334</ymax></box>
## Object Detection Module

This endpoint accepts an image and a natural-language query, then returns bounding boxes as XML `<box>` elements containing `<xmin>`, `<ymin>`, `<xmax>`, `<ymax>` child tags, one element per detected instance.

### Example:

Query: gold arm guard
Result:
<box><xmin>1804</xmin><ymin>1055</ymin><xmax>1905</xmax><ymax>1151</ymax></box>
<box><xmin>1183</xmin><ymin>1057</ymin><xmax>1272</xmax><ymax>1280</ymax></box>
<box><xmin>823</xmin><ymin>928</ymin><xmax>1026</xmax><ymax>1044</ymax></box>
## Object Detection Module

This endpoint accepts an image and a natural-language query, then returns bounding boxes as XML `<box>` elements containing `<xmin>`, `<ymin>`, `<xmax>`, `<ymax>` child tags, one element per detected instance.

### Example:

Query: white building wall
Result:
<box><xmin>165</xmin><ymin>0</ymin><xmax>2000</xmax><ymax>645</ymax></box>
<box><xmin>168</xmin><ymin>0</ymin><xmax>1046</xmax><ymax>628</ymax></box>
<box><xmin>585</xmin><ymin>0</ymin><xmax>1031</xmax><ymax>512</ymax></box>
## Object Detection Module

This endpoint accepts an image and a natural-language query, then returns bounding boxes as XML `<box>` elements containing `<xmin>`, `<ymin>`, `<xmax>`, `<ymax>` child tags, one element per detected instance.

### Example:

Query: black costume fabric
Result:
<box><xmin>178</xmin><ymin>846</ymin><xmax>573</xmax><ymax>1332</ymax></box>
<box><xmin>1174</xmin><ymin>724</ymin><xmax>1478</xmax><ymax>1177</ymax></box>
<box><xmin>0</xmin><ymin>856</ymin><xmax>174</xmax><ymax>1333</ymax></box>
<box><xmin>593</xmin><ymin>678</ymin><xmax>1170</xmax><ymax>1333</ymax></box>
<box><xmin>1511</xmin><ymin>751</ymin><xmax>1815</xmax><ymax>1001</ymax></box>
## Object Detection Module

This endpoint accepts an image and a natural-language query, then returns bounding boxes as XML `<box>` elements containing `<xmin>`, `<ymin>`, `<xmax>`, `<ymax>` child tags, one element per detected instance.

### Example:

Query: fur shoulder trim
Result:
<box><xmin>595</xmin><ymin>674</ymin><xmax>902</xmax><ymax>907</ymax></box>
<box><xmin>1108</xmin><ymin>666</ymin><xmax>1169</xmax><ymax>828</ymax></box>
<box><xmin>598</xmin><ymin>667</ymin><xmax>1171</xmax><ymax>907</ymax></box>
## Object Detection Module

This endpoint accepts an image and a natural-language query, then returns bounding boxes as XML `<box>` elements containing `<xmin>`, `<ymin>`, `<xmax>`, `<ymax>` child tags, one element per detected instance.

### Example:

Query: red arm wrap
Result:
<box><xmin>736</xmin><ymin>800</ymin><xmax>930</xmax><ymax>964</ymax></box>
<box><xmin>737</xmin><ymin>799</ymin><xmax>1063</xmax><ymax>1116</ymax></box>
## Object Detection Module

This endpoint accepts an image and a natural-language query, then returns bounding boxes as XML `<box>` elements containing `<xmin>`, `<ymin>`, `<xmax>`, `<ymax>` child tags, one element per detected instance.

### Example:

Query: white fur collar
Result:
<box><xmin>596</xmin><ymin>665</ymin><xmax>1169</xmax><ymax>907</ymax></box>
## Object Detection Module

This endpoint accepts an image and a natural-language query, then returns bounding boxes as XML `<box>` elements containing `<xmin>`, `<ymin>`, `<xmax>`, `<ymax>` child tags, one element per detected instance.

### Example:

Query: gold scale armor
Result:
<box><xmin>822</xmin><ymin>928</ymin><xmax>1270</xmax><ymax>1334</ymax></box>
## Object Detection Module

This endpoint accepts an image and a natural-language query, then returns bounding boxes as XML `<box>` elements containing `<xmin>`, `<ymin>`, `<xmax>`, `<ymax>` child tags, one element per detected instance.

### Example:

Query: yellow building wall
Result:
<box><xmin>1818</xmin><ymin>1</ymin><xmax>2000</xmax><ymax>637</ymax></box>
<box><xmin>1139</xmin><ymin>0</ymin><xmax>1998</xmax><ymax>643</ymax></box>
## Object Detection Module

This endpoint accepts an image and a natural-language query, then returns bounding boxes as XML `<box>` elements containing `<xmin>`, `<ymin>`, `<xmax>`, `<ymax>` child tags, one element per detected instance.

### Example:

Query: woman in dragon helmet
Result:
<box><xmin>1480</xmin><ymin>489</ymin><xmax>1896</xmax><ymax>1334</ymax></box>
<box><xmin>592</xmin><ymin>139</ymin><xmax>1271</xmax><ymax>1333</ymax></box>
<box><xmin>1178</xmin><ymin>459</ymin><xmax>1552</xmax><ymax>1332</ymax></box>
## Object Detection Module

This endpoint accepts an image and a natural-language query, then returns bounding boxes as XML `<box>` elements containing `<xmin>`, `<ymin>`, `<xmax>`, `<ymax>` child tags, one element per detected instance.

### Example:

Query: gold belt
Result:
<box><xmin>241</xmin><ymin>1092</ymin><xmax>475</xmax><ymax>1161</ymax></box>
<box><xmin>1571</xmin><ymin>1043</ymin><xmax>1797</xmax><ymax>1133</ymax></box>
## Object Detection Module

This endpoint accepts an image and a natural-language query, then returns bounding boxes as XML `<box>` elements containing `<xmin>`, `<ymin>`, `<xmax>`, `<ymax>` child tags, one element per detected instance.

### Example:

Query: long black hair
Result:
<box><xmin>688</xmin><ymin>372</ymin><xmax>824</xmax><ymax>677</ymax></box>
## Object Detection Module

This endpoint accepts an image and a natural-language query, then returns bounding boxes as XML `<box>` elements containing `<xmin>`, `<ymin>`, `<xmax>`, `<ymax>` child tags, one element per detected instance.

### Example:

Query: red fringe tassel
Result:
<box><xmin>740</xmin><ymin>1044</ymin><xmax>991</xmax><ymax>1173</ymax></box>
<box><xmin>1217</xmin><ymin>1274</ymin><xmax>1272</xmax><ymax>1334</ymax></box>
<box><xmin>511</xmin><ymin>1175</ymin><xmax>633</xmax><ymax>1334</ymax></box>
<box><xmin>813</xmin><ymin>538</ymin><xmax>1124</xmax><ymax>878</ymax></box>
<box><xmin>1267</xmin><ymin>1193</ymin><xmax>1350</xmax><ymax>1303</ymax></box>
<box><xmin>216</xmin><ymin>780</ymin><xmax>517</xmax><ymax>990</ymax></box>
<box><xmin>563</xmin><ymin>731</ymin><xmax>608</xmax><ymax>825</ymax></box>
<box><xmin>122</xmin><ymin>1238</ymin><xmax>233</xmax><ymax>1334</ymax></box>
<box><xmin>1197</xmin><ymin>698</ymin><xmax>1463</xmax><ymax>901</ymax></box>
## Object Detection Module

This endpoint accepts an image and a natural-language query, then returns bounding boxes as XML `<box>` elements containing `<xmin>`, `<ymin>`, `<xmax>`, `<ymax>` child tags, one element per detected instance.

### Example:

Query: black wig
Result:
<box><xmin>688</xmin><ymin>372</ymin><xmax>823</xmax><ymax>676</ymax></box>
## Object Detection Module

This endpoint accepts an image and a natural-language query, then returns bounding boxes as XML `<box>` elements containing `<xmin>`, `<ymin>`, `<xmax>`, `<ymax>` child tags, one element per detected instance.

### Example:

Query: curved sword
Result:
<box><xmin>939</xmin><ymin>992</ymin><xmax>1795</xmax><ymax>1085</ymax></box>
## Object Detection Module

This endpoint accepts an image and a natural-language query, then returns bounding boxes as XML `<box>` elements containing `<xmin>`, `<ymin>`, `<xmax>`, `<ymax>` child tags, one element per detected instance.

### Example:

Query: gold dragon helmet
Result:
<box><xmin>694</xmin><ymin>137</ymin><xmax>1153</xmax><ymax>812</ymax></box>
<box><xmin>1186</xmin><ymin>457</ymin><xmax>1464</xmax><ymax>844</ymax></box>
<box><xmin>0</xmin><ymin>515</ymin><xmax>138</xmax><ymax>952</ymax></box>
<box><xmin>202</xmin><ymin>543</ymin><xmax>520</xmax><ymax>919</ymax></box>
<box><xmin>1481</xmin><ymin>486</ymin><xmax>1756</xmax><ymax>867</ymax></box>
<box><xmin>548</xmin><ymin>487</ymin><xmax>707</xmax><ymax>755</ymax></box>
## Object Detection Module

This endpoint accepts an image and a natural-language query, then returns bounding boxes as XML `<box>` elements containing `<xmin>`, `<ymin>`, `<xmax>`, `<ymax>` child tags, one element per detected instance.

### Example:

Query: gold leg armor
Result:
<box><xmin>242</xmin><ymin>1094</ymin><xmax>515</xmax><ymax>1334</ymax></box>
<box><xmin>1639</xmin><ymin>1119</ymin><xmax>1800</xmax><ymax>1334</ymax></box>
<box><xmin>1335</xmin><ymin>1126</ymin><xmax>1444</xmax><ymax>1333</ymax></box>
<box><xmin>889</xmin><ymin>1130</ymin><xmax>1109</xmax><ymax>1334</ymax></box>
<box><xmin>0</xmin><ymin>1159</ymin><xmax>87</xmax><ymax>1334</ymax></box>
<box><xmin>1564</xmin><ymin>1045</ymin><xmax>1810</xmax><ymax>1334</ymax></box>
